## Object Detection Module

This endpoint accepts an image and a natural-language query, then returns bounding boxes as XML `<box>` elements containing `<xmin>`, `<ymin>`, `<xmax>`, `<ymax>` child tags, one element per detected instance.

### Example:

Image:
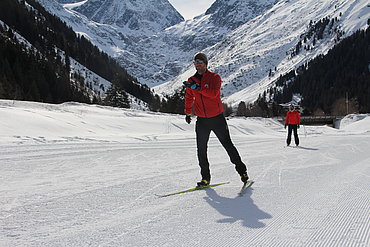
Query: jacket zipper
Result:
<box><xmin>200</xmin><ymin>94</ymin><xmax>207</xmax><ymax>117</ymax></box>
<box><xmin>199</xmin><ymin>76</ymin><xmax>207</xmax><ymax>117</ymax></box>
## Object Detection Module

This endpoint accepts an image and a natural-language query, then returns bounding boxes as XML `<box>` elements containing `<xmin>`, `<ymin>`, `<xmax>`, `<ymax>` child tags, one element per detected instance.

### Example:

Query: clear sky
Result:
<box><xmin>168</xmin><ymin>0</ymin><xmax>216</xmax><ymax>20</ymax></box>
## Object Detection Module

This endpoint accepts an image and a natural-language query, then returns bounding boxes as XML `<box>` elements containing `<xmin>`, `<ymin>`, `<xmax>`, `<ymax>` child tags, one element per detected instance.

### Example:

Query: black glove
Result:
<box><xmin>185</xmin><ymin>115</ymin><xmax>191</xmax><ymax>124</ymax></box>
<box><xmin>183</xmin><ymin>81</ymin><xmax>200</xmax><ymax>90</ymax></box>
<box><xmin>284</xmin><ymin>124</ymin><xmax>287</xmax><ymax>129</ymax></box>
<box><xmin>297</xmin><ymin>125</ymin><xmax>300</xmax><ymax>129</ymax></box>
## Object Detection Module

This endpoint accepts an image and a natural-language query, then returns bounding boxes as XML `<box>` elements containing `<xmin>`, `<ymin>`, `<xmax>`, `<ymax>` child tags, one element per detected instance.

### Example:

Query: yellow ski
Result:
<box><xmin>156</xmin><ymin>182</ymin><xmax>229</xmax><ymax>198</ymax></box>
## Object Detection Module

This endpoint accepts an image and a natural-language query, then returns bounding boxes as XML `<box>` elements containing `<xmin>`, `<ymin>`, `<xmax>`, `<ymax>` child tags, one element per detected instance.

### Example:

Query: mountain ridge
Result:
<box><xmin>0</xmin><ymin>0</ymin><xmax>156</xmax><ymax>109</ymax></box>
<box><xmin>21</xmin><ymin>0</ymin><xmax>370</xmax><ymax>107</ymax></box>
<box><xmin>38</xmin><ymin>0</ymin><xmax>278</xmax><ymax>89</ymax></box>
<box><xmin>72</xmin><ymin>0</ymin><xmax>184</xmax><ymax>35</ymax></box>
<box><xmin>155</xmin><ymin>0</ymin><xmax>369</xmax><ymax>106</ymax></box>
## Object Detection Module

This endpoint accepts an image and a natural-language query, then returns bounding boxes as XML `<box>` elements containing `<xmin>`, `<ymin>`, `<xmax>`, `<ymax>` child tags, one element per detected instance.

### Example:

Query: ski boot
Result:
<box><xmin>240</xmin><ymin>173</ymin><xmax>249</xmax><ymax>183</ymax></box>
<box><xmin>196</xmin><ymin>179</ymin><xmax>210</xmax><ymax>188</ymax></box>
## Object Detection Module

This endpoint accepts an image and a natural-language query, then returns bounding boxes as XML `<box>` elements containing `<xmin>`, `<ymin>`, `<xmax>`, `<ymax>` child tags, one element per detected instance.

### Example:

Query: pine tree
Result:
<box><xmin>236</xmin><ymin>101</ymin><xmax>247</xmax><ymax>116</ymax></box>
<box><xmin>104</xmin><ymin>86</ymin><xmax>130</xmax><ymax>108</ymax></box>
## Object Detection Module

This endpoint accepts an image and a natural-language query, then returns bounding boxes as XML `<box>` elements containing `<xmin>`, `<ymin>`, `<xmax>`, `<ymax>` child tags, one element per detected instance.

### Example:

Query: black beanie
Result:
<box><xmin>194</xmin><ymin>52</ymin><xmax>208</xmax><ymax>64</ymax></box>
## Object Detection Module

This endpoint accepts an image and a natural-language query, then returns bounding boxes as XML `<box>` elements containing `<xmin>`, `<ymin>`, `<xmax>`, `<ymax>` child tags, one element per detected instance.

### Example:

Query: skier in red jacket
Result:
<box><xmin>285</xmin><ymin>105</ymin><xmax>301</xmax><ymax>146</ymax></box>
<box><xmin>183</xmin><ymin>52</ymin><xmax>248</xmax><ymax>187</ymax></box>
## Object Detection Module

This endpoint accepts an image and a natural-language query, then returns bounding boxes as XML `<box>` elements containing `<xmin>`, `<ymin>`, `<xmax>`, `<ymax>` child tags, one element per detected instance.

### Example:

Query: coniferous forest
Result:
<box><xmin>271</xmin><ymin>27</ymin><xmax>370</xmax><ymax>115</ymax></box>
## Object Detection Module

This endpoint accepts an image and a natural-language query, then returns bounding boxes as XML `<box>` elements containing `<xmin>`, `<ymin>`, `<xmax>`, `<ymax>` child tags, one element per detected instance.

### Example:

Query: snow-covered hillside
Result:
<box><xmin>156</xmin><ymin>0</ymin><xmax>370</xmax><ymax>105</ymax></box>
<box><xmin>68</xmin><ymin>57</ymin><xmax>148</xmax><ymax>110</ymax></box>
<box><xmin>221</xmin><ymin>0</ymin><xmax>370</xmax><ymax>105</ymax></box>
<box><xmin>1</xmin><ymin>3</ymin><xmax>149</xmax><ymax>110</ymax></box>
<box><xmin>1</xmin><ymin>100</ymin><xmax>369</xmax><ymax>246</ymax></box>
<box><xmin>72</xmin><ymin>0</ymin><xmax>183</xmax><ymax>32</ymax></box>
<box><xmin>36</xmin><ymin>0</ymin><xmax>369</xmax><ymax>107</ymax></box>
<box><xmin>124</xmin><ymin>0</ymin><xmax>278</xmax><ymax>87</ymax></box>
<box><xmin>34</xmin><ymin>0</ymin><xmax>278</xmax><ymax>87</ymax></box>
<box><xmin>0</xmin><ymin>18</ymin><xmax>107</xmax><ymax>102</ymax></box>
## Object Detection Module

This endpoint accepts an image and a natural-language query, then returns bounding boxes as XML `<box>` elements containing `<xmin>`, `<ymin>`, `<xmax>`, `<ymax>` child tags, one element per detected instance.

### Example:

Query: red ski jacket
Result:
<box><xmin>184</xmin><ymin>70</ymin><xmax>224</xmax><ymax>118</ymax></box>
<box><xmin>285</xmin><ymin>110</ymin><xmax>301</xmax><ymax>125</ymax></box>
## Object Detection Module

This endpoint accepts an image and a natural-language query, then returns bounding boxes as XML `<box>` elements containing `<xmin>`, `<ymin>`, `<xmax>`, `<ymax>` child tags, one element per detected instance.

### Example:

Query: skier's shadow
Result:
<box><xmin>204</xmin><ymin>187</ymin><xmax>272</xmax><ymax>228</ymax></box>
<box><xmin>288</xmin><ymin>146</ymin><xmax>319</xmax><ymax>151</ymax></box>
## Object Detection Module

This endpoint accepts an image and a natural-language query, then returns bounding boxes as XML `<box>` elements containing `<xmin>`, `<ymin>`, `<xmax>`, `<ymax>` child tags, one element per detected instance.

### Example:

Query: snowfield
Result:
<box><xmin>0</xmin><ymin>100</ymin><xmax>369</xmax><ymax>246</ymax></box>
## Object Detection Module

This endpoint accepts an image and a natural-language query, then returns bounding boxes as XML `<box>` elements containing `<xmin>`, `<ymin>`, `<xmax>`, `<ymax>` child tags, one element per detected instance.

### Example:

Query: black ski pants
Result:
<box><xmin>195</xmin><ymin>113</ymin><xmax>247</xmax><ymax>181</ymax></box>
<box><xmin>287</xmin><ymin>124</ymin><xmax>299</xmax><ymax>146</ymax></box>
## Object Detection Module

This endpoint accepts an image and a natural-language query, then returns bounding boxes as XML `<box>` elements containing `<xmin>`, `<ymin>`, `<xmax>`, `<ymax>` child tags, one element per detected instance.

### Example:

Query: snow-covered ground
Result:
<box><xmin>0</xmin><ymin>100</ymin><xmax>369</xmax><ymax>246</ymax></box>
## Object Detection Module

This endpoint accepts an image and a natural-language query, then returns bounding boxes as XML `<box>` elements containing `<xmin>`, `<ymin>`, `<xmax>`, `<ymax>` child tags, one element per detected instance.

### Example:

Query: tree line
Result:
<box><xmin>271</xmin><ymin>27</ymin><xmax>370</xmax><ymax>115</ymax></box>
<box><xmin>237</xmin><ymin>26</ymin><xmax>369</xmax><ymax>117</ymax></box>
<box><xmin>0</xmin><ymin>24</ymin><xmax>93</xmax><ymax>103</ymax></box>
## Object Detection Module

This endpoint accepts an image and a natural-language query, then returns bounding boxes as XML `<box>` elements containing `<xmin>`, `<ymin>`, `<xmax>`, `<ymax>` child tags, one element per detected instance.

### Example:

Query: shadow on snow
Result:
<box><xmin>204</xmin><ymin>187</ymin><xmax>272</xmax><ymax>228</ymax></box>
<box><xmin>287</xmin><ymin>146</ymin><xmax>319</xmax><ymax>151</ymax></box>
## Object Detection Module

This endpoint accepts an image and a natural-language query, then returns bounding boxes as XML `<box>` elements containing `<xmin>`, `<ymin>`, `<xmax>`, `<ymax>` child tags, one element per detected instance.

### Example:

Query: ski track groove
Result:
<box><xmin>132</xmin><ymin>184</ymin><xmax>162</xmax><ymax>202</ymax></box>
<box><xmin>1</xmin><ymin>108</ymin><xmax>369</xmax><ymax>246</ymax></box>
<box><xmin>304</xmin><ymin>176</ymin><xmax>370</xmax><ymax>247</ymax></box>
<box><xmin>0</xmin><ymin>143</ymin><xmax>194</xmax><ymax>162</ymax></box>
<box><xmin>236</xmin><ymin>183</ymin><xmax>317</xmax><ymax>246</ymax></box>
<box><xmin>229</xmin><ymin>146</ymin><xmax>369</xmax><ymax>246</ymax></box>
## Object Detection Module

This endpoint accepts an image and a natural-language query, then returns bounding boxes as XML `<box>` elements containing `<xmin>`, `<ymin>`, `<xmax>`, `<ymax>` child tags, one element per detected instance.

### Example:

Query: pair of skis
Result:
<box><xmin>156</xmin><ymin>180</ymin><xmax>254</xmax><ymax>198</ymax></box>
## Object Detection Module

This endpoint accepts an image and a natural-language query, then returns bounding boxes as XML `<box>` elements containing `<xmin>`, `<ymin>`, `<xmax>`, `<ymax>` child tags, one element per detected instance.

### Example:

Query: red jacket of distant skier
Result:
<box><xmin>184</xmin><ymin>70</ymin><xmax>224</xmax><ymax>118</ymax></box>
<box><xmin>285</xmin><ymin>110</ymin><xmax>301</xmax><ymax>125</ymax></box>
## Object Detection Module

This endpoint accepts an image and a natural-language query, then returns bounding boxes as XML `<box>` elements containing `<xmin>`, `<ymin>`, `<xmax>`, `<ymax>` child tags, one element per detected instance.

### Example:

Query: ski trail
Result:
<box><xmin>133</xmin><ymin>184</ymin><xmax>162</xmax><ymax>201</ymax></box>
<box><xmin>227</xmin><ymin>139</ymin><xmax>370</xmax><ymax>246</ymax></box>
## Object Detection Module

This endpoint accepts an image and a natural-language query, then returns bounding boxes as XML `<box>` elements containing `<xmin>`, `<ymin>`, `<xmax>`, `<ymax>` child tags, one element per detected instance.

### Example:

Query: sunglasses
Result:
<box><xmin>193</xmin><ymin>60</ymin><xmax>205</xmax><ymax>65</ymax></box>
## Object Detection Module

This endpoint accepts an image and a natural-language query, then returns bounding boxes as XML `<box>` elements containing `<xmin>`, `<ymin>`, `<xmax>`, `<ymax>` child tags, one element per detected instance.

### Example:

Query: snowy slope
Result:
<box><xmin>221</xmin><ymin>0</ymin><xmax>370</xmax><ymax>105</ymax></box>
<box><xmin>0</xmin><ymin>99</ymin><xmax>369</xmax><ymax>246</ymax></box>
<box><xmin>35</xmin><ymin>0</ymin><xmax>369</xmax><ymax>106</ymax></box>
<box><xmin>72</xmin><ymin>0</ymin><xmax>183</xmax><ymax>34</ymax></box>
<box><xmin>35</xmin><ymin>0</ymin><xmax>277</xmax><ymax>87</ymax></box>
<box><xmin>123</xmin><ymin>0</ymin><xmax>278</xmax><ymax>87</ymax></box>
<box><xmin>0</xmin><ymin>18</ymin><xmax>106</xmax><ymax>102</ymax></box>
<box><xmin>68</xmin><ymin>57</ymin><xmax>148</xmax><ymax>110</ymax></box>
<box><xmin>156</xmin><ymin>0</ymin><xmax>370</xmax><ymax>105</ymax></box>
<box><xmin>0</xmin><ymin>2</ymin><xmax>149</xmax><ymax>110</ymax></box>
<box><xmin>101</xmin><ymin>0</ymin><xmax>278</xmax><ymax>87</ymax></box>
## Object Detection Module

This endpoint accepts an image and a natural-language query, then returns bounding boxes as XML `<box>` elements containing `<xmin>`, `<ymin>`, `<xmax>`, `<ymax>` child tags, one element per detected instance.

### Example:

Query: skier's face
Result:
<box><xmin>194</xmin><ymin>59</ymin><xmax>207</xmax><ymax>74</ymax></box>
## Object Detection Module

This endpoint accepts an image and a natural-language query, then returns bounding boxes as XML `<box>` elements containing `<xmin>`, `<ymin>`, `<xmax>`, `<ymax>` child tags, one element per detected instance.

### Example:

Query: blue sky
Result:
<box><xmin>168</xmin><ymin>0</ymin><xmax>216</xmax><ymax>20</ymax></box>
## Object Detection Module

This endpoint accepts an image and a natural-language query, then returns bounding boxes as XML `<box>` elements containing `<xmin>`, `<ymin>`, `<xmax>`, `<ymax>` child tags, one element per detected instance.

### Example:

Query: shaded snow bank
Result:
<box><xmin>1</xmin><ymin>100</ymin><xmax>369</xmax><ymax>145</ymax></box>
<box><xmin>338</xmin><ymin>114</ymin><xmax>370</xmax><ymax>132</ymax></box>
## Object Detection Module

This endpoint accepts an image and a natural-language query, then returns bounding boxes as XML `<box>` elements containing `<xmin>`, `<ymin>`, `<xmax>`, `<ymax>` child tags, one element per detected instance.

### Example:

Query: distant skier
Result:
<box><xmin>183</xmin><ymin>52</ymin><xmax>249</xmax><ymax>187</ymax></box>
<box><xmin>285</xmin><ymin>105</ymin><xmax>301</xmax><ymax>146</ymax></box>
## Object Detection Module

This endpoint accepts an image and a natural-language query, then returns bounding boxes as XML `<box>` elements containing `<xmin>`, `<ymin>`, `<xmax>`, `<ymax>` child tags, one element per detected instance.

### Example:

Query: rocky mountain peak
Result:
<box><xmin>206</xmin><ymin>0</ymin><xmax>278</xmax><ymax>29</ymax></box>
<box><xmin>72</xmin><ymin>0</ymin><xmax>184</xmax><ymax>33</ymax></box>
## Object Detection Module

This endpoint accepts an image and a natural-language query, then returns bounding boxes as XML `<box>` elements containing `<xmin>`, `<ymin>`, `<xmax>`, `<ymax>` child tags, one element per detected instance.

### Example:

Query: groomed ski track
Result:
<box><xmin>0</xmin><ymin>101</ymin><xmax>369</xmax><ymax>246</ymax></box>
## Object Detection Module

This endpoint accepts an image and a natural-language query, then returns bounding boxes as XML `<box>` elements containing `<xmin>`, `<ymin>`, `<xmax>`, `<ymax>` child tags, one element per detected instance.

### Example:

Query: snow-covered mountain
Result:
<box><xmin>129</xmin><ymin>0</ymin><xmax>279</xmax><ymax>87</ymax></box>
<box><xmin>36</xmin><ymin>0</ymin><xmax>369</xmax><ymax>106</ymax></box>
<box><xmin>36</xmin><ymin>0</ymin><xmax>277</xmax><ymax>86</ymax></box>
<box><xmin>220</xmin><ymin>0</ymin><xmax>370</xmax><ymax>105</ymax></box>
<box><xmin>72</xmin><ymin>0</ymin><xmax>183</xmax><ymax>37</ymax></box>
<box><xmin>206</xmin><ymin>0</ymin><xmax>278</xmax><ymax>29</ymax></box>
<box><xmin>0</xmin><ymin>3</ymin><xmax>149</xmax><ymax>110</ymax></box>
<box><xmin>55</xmin><ymin>0</ymin><xmax>81</xmax><ymax>3</ymax></box>
<box><xmin>155</xmin><ymin>0</ymin><xmax>370</xmax><ymax>106</ymax></box>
